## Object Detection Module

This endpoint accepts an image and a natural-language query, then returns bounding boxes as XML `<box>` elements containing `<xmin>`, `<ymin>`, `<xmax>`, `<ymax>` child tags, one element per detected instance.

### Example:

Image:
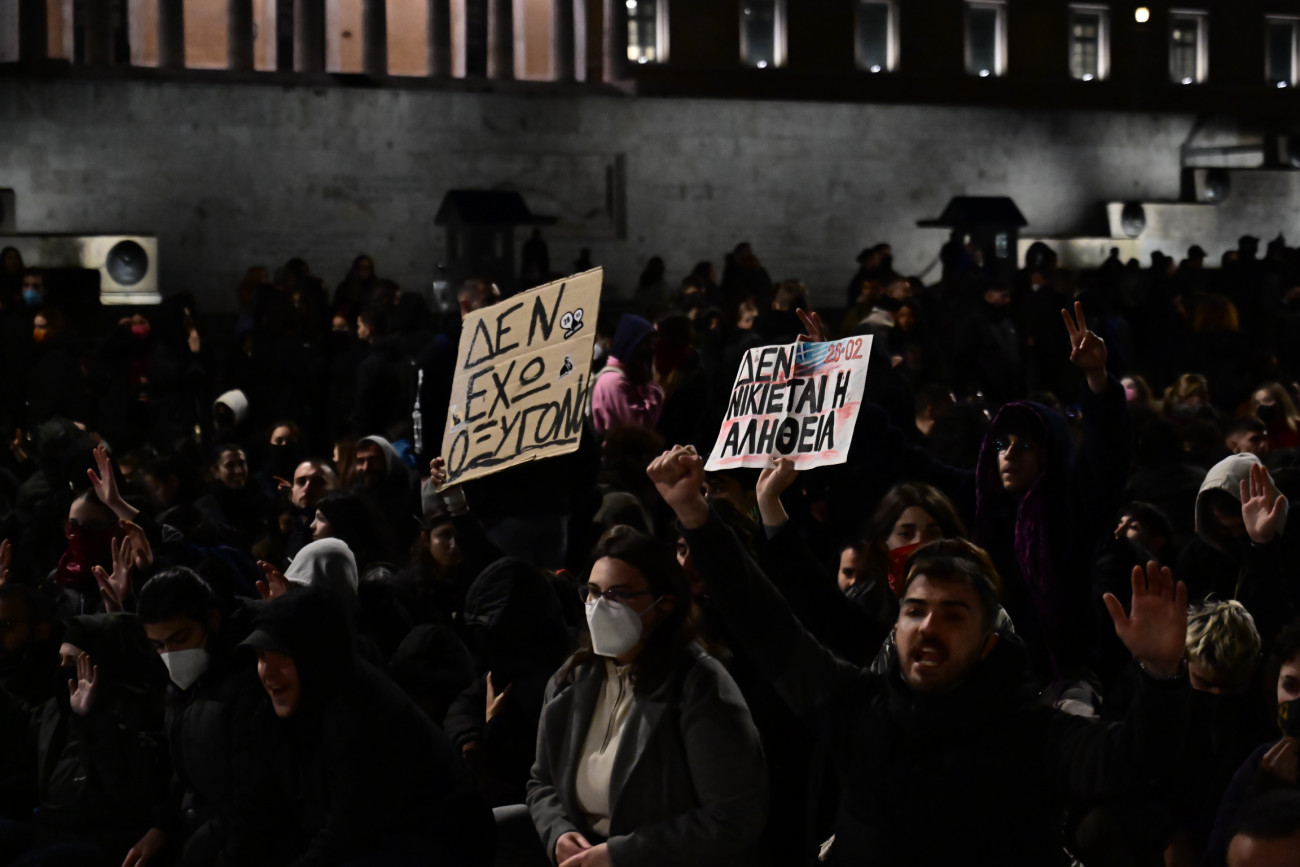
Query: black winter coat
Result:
<box><xmin>250</xmin><ymin>590</ymin><xmax>493</xmax><ymax>867</ymax></box>
<box><xmin>682</xmin><ymin>511</ymin><xmax>1190</xmax><ymax>867</ymax></box>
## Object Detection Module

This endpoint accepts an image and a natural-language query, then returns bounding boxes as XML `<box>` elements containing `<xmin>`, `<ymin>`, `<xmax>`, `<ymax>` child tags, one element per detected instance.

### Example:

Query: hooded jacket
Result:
<box><xmin>152</xmin><ymin>601</ymin><xmax>285</xmax><ymax>867</ymax></box>
<box><xmin>591</xmin><ymin>316</ymin><xmax>664</xmax><ymax>437</ymax></box>
<box><xmin>244</xmin><ymin>590</ymin><xmax>493</xmax><ymax>867</ymax></box>
<box><xmin>971</xmin><ymin>387</ymin><xmax>1130</xmax><ymax>675</ymax></box>
<box><xmin>355</xmin><ymin>435</ymin><xmax>419</xmax><ymax>544</ymax></box>
<box><xmin>682</xmin><ymin>510</ymin><xmax>1189</xmax><ymax>867</ymax></box>
<box><xmin>1176</xmin><ymin>454</ymin><xmax>1298</xmax><ymax>644</ymax></box>
<box><xmin>285</xmin><ymin>538</ymin><xmax>360</xmax><ymax>600</ymax></box>
<box><xmin>444</xmin><ymin>558</ymin><xmax>573</xmax><ymax>806</ymax></box>
<box><xmin>27</xmin><ymin>613</ymin><xmax>170</xmax><ymax>852</ymax></box>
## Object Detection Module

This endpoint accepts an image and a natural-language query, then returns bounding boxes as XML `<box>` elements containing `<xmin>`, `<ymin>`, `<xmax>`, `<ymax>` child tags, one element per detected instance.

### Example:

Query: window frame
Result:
<box><xmin>1168</xmin><ymin>9</ymin><xmax>1208</xmax><ymax>85</ymax></box>
<box><xmin>855</xmin><ymin>0</ymin><xmax>898</xmax><ymax>73</ymax></box>
<box><xmin>964</xmin><ymin>0</ymin><xmax>1007</xmax><ymax>78</ymax></box>
<box><xmin>1265</xmin><ymin>15</ymin><xmax>1298</xmax><ymax>88</ymax></box>
<box><xmin>740</xmin><ymin>0</ymin><xmax>787</xmax><ymax>69</ymax></box>
<box><xmin>626</xmin><ymin>0</ymin><xmax>669</xmax><ymax>65</ymax></box>
<box><xmin>1068</xmin><ymin>4</ymin><xmax>1109</xmax><ymax>81</ymax></box>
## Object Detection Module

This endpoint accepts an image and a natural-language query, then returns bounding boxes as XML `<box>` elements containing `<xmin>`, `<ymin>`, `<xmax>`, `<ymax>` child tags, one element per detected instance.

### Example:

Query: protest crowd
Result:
<box><xmin>1</xmin><ymin>233</ymin><xmax>1300</xmax><ymax>867</ymax></box>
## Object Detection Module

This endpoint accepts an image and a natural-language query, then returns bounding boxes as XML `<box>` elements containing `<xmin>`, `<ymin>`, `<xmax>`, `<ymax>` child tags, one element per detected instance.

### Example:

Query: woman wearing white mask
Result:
<box><xmin>526</xmin><ymin>525</ymin><xmax>768</xmax><ymax>867</ymax></box>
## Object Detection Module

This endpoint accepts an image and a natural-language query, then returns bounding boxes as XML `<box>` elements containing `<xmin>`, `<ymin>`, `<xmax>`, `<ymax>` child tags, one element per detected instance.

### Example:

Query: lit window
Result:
<box><xmin>965</xmin><ymin>1</ymin><xmax>1006</xmax><ymax>77</ymax></box>
<box><xmin>856</xmin><ymin>0</ymin><xmax>896</xmax><ymax>73</ymax></box>
<box><xmin>741</xmin><ymin>0</ymin><xmax>786</xmax><ymax>68</ymax></box>
<box><xmin>627</xmin><ymin>0</ymin><xmax>668</xmax><ymax>64</ymax></box>
<box><xmin>1069</xmin><ymin>5</ymin><xmax>1108</xmax><ymax>81</ymax></box>
<box><xmin>1169</xmin><ymin>10</ymin><xmax>1207</xmax><ymax>84</ymax></box>
<box><xmin>1266</xmin><ymin>17</ymin><xmax>1298</xmax><ymax>88</ymax></box>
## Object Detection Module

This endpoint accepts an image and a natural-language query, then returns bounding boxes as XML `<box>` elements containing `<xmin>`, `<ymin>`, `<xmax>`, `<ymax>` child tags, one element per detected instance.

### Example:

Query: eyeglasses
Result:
<box><xmin>991</xmin><ymin>438</ymin><xmax>1039</xmax><ymax>456</ymax></box>
<box><xmin>579</xmin><ymin>584</ymin><xmax>652</xmax><ymax>605</ymax></box>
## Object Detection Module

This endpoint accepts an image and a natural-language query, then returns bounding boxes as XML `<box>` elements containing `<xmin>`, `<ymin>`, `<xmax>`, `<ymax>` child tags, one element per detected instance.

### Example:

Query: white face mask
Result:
<box><xmin>584</xmin><ymin>596</ymin><xmax>660</xmax><ymax>658</ymax></box>
<box><xmin>161</xmin><ymin>647</ymin><xmax>211</xmax><ymax>691</ymax></box>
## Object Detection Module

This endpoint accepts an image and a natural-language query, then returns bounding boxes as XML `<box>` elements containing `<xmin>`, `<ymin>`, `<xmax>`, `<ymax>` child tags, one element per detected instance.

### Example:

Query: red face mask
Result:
<box><xmin>55</xmin><ymin>520</ymin><xmax>123</xmax><ymax>591</ymax></box>
<box><xmin>886</xmin><ymin>541</ymin><xmax>924</xmax><ymax>598</ymax></box>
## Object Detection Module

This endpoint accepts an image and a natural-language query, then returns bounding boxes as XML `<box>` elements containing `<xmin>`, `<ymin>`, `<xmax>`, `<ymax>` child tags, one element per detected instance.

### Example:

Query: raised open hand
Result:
<box><xmin>0</xmin><ymin>538</ymin><xmax>11</xmax><ymax>586</ymax></box>
<box><xmin>87</xmin><ymin>445</ymin><xmax>138</xmax><ymax>521</ymax></box>
<box><xmin>795</xmin><ymin>308</ymin><xmax>828</xmax><ymax>344</ymax></box>
<box><xmin>1062</xmin><ymin>301</ymin><xmax>1108</xmax><ymax>393</ymax></box>
<box><xmin>68</xmin><ymin>652</ymin><xmax>99</xmax><ymax>716</ymax></box>
<box><xmin>1103</xmin><ymin>560</ymin><xmax>1188</xmax><ymax>679</ymax></box>
<box><xmin>92</xmin><ymin>532</ymin><xmax>132</xmax><ymax>613</ymax></box>
<box><xmin>256</xmin><ymin>560</ymin><xmax>289</xmax><ymax>601</ymax></box>
<box><xmin>1240</xmin><ymin>462</ymin><xmax>1287</xmax><ymax>545</ymax></box>
<box><xmin>647</xmin><ymin>446</ymin><xmax>709</xmax><ymax>529</ymax></box>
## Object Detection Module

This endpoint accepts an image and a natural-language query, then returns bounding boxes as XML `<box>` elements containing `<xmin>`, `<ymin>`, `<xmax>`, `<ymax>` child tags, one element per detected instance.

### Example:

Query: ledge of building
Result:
<box><xmin>0</xmin><ymin>59</ymin><xmax>633</xmax><ymax>99</ymax></box>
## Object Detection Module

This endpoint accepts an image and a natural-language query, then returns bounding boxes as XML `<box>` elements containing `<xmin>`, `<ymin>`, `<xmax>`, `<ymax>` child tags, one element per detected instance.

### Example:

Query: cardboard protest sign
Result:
<box><xmin>705</xmin><ymin>336</ymin><xmax>872</xmax><ymax>471</ymax></box>
<box><xmin>439</xmin><ymin>269</ymin><xmax>602</xmax><ymax>487</ymax></box>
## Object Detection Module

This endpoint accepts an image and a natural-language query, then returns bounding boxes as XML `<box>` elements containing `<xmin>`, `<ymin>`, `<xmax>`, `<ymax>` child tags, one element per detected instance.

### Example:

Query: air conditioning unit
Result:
<box><xmin>3</xmin><ymin>234</ymin><xmax>160</xmax><ymax>305</ymax></box>
<box><xmin>1184</xmin><ymin>168</ymin><xmax>1231</xmax><ymax>204</ymax></box>
<box><xmin>0</xmin><ymin>190</ymin><xmax>15</xmax><ymax>233</ymax></box>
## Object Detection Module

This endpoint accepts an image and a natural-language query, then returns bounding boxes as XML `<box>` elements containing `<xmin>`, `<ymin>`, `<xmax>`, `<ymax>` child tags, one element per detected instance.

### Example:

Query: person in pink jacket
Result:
<box><xmin>591</xmin><ymin>314</ymin><xmax>664</xmax><ymax>438</ymax></box>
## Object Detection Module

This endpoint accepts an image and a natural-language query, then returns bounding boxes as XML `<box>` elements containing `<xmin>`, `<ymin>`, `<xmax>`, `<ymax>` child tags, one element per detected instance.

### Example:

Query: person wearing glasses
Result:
<box><xmin>525</xmin><ymin>525</ymin><xmax>767</xmax><ymax>867</ymax></box>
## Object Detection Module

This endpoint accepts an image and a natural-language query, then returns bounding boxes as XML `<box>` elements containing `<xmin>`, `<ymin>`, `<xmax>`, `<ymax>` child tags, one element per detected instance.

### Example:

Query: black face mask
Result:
<box><xmin>1280</xmin><ymin>697</ymin><xmax>1300</xmax><ymax>738</ymax></box>
<box><xmin>1256</xmin><ymin>404</ymin><xmax>1281</xmax><ymax>426</ymax></box>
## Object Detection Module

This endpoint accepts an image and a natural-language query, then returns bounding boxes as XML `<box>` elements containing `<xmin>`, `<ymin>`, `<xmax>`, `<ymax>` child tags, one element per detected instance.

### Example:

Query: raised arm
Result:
<box><xmin>648</xmin><ymin>446</ymin><xmax>872</xmax><ymax>722</ymax></box>
<box><xmin>754</xmin><ymin>458</ymin><xmax>885</xmax><ymax>664</ymax></box>
<box><xmin>1051</xmin><ymin>561</ymin><xmax>1189</xmax><ymax>796</ymax></box>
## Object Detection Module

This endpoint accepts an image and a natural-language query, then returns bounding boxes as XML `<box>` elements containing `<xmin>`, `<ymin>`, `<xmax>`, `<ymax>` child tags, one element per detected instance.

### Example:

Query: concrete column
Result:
<box><xmin>228</xmin><ymin>0</ymin><xmax>254</xmax><ymax>70</ymax></box>
<box><xmin>553</xmin><ymin>0</ymin><xmax>575</xmax><ymax>81</ymax></box>
<box><xmin>427</xmin><ymin>0</ymin><xmax>451</xmax><ymax>76</ymax></box>
<box><xmin>81</xmin><ymin>0</ymin><xmax>114</xmax><ymax>65</ymax></box>
<box><xmin>486</xmin><ymin>0</ymin><xmax>512</xmax><ymax>80</ymax></box>
<box><xmin>17</xmin><ymin>0</ymin><xmax>49</xmax><ymax>61</ymax></box>
<box><xmin>294</xmin><ymin>0</ymin><xmax>325</xmax><ymax>72</ymax></box>
<box><xmin>362</xmin><ymin>0</ymin><xmax>386</xmax><ymax>76</ymax></box>
<box><xmin>157</xmin><ymin>0</ymin><xmax>185</xmax><ymax>69</ymax></box>
<box><xmin>602</xmin><ymin>0</ymin><xmax>627</xmax><ymax>81</ymax></box>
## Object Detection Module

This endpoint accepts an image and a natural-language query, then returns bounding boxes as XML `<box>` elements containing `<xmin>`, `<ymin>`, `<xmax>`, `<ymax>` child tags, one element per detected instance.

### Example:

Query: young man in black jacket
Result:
<box><xmin>648</xmin><ymin>444</ymin><xmax>1192</xmax><ymax>867</ymax></box>
<box><xmin>125</xmin><ymin>567</ymin><xmax>283</xmax><ymax>867</ymax></box>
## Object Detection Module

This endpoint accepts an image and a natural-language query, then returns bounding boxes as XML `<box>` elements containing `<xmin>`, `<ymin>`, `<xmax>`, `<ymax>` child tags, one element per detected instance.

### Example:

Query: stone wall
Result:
<box><xmin>0</xmin><ymin>76</ymin><xmax>1216</xmax><ymax>311</ymax></box>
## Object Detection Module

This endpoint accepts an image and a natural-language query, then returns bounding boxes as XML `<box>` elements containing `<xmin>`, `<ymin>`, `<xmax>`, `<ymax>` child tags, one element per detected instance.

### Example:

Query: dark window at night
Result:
<box><xmin>965</xmin><ymin>2</ymin><xmax>1006</xmax><ymax>77</ymax></box>
<box><xmin>741</xmin><ymin>0</ymin><xmax>782</xmax><ymax>68</ymax></box>
<box><xmin>1266</xmin><ymin>18</ymin><xmax>1297</xmax><ymax>87</ymax></box>
<box><xmin>1069</xmin><ymin>7</ymin><xmax>1107</xmax><ymax>81</ymax></box>
<box><xmin>627</xmin><ymin>0</ymin><xmax>662</xmax><ymax>64</ymax></box>
<box><xmin>856</xmin><ymin>1</ymin><xmax>894</xmax><ymax>73</ymax></box>
<box><xmin>1169</xmin><ymin>13</ymin><xmax>1206</xmax><ymax>84</ymax></box>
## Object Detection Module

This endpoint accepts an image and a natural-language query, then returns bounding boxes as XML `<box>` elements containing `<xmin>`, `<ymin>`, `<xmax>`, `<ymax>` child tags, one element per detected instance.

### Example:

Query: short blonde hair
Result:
<box><xmin>1186</xmin><ymin>599</ymin><xmax>1261</xmax><ymax>684</ymax></box>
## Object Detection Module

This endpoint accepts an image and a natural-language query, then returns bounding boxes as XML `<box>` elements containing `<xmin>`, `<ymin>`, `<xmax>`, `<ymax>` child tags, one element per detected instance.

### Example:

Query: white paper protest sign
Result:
<box><xmin>705</xmin><ymin>336</ymin><xmax>872</xmax><ymax>471</ymax></box>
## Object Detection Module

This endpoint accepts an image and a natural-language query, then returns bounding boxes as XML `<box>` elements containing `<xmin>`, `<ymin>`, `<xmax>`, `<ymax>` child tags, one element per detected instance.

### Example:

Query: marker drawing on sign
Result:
<box><xmin>705</xmin><ymin>335</ymin><xmax>872</xmax><ymax>471</ymax></box>
<box><xmin>438</xmin><ymin>269</ymin><xmax>604</xmax><ymax>488</ymax></box>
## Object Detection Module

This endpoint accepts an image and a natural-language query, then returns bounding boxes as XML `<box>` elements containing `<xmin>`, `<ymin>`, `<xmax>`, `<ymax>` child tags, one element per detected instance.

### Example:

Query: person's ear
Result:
<box><xmin>980</xmin><ymin>631</ymin><xmax>999</xmax><ymax>660</ymax></box>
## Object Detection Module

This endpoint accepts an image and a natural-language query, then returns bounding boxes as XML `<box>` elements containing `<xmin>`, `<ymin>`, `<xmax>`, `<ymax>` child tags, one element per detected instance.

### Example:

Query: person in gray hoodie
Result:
<box><xmin>352</xmin><ymin>436</ymin><xmax>419</xmax><ymax>552</ymax></box>
<box><xmin>1176</xmin><ymin>453</ymin><xmax>1298</xmax><ymax>647</ymax></box>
